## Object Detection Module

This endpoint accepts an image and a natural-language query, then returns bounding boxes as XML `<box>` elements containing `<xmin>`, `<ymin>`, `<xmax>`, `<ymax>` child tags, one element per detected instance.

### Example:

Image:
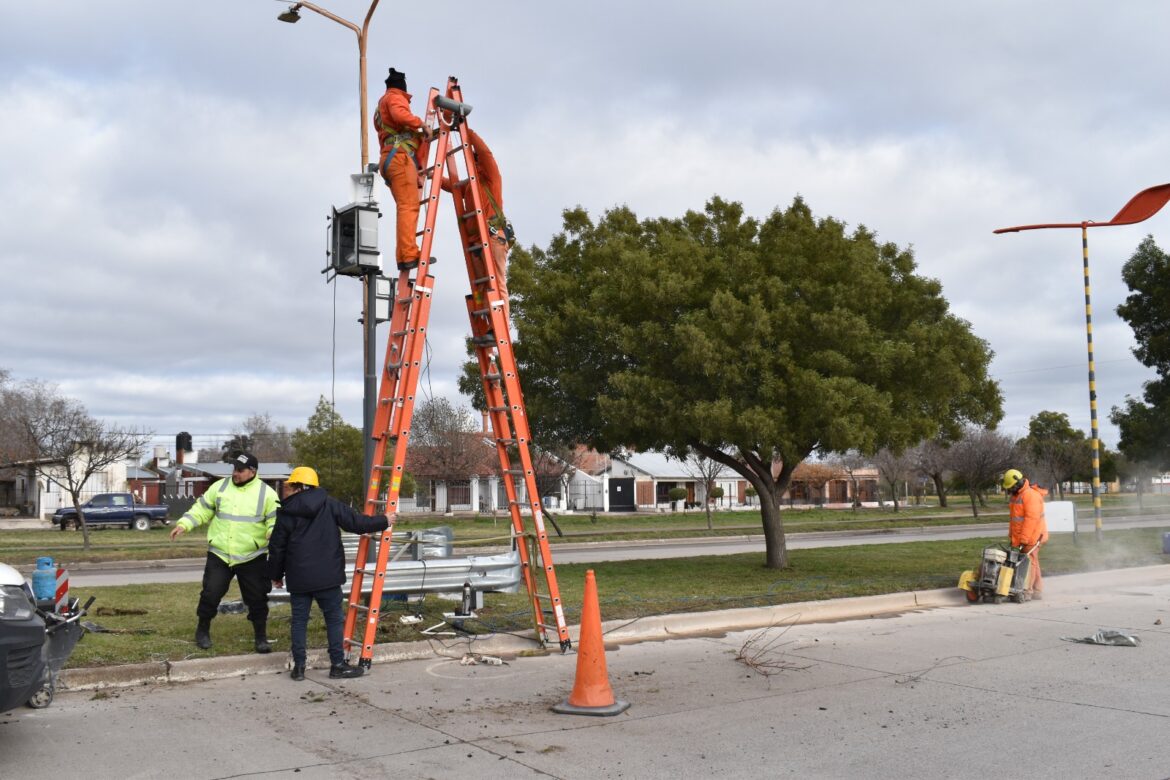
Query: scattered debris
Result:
<box><xmin>735</xmin><ymin>624</ymin><xmax>809</xmax><ymax>678</ymax></box>
<box><xmin>399</xmin><ymin>614</ymin><xmax>423</xmax><ymax>625</ymax></box>
<box><xmin>1062</xmin><ymin>629</ymin><xmax>1141</xmax><ymax>647</ymax></box>
<box><xmin>1155</xmin><ymin>619</ymin><xmax>1163</xmax><ymax>626</ymax></box>
<box><xmin>95</xmin><ymin>606</ymin><xmax>147</xmax><ymax>616</ymax></box>
<box><xmin>300</xmin><ymin>691</ymin><xmax>328</xmax><ymax>703</ymax></box>
<box><xmin>459</xmin><ymin>653</ymin><xmax>508</xmax><ymax>666</ymax></box>
<box><xmin>218</xmin><ymin>600</ymin><xmax>246</xmax><ymax>614</ymax></box>
<box><xmin>79</xmin><ymin>621</ymin><xmax>155</xmax><ymax>635</ymax></box>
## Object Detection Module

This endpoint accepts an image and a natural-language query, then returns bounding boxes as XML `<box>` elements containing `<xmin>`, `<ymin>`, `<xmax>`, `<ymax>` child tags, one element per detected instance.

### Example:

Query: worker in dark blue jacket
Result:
<box><xmin>267</xmin><ymin>466</ymin><xmax>389</xmax><ymax>681</ymax></box>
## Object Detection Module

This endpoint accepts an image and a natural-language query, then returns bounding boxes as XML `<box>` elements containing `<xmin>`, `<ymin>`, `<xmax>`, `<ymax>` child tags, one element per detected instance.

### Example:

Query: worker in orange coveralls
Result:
<box><xmin>443</xmin><ymin>127</ymin><xmax>514</xmax><ymax>297</ymax></box>
<box><xmin>374</xmin><ymin>67</ymin><xmax>432</xmax><ymax>270</ymax></box>
<box><xmin>1002</xmin><ymin>468</ymin><xmax>1048</xmax><ymax>598</ymax></box>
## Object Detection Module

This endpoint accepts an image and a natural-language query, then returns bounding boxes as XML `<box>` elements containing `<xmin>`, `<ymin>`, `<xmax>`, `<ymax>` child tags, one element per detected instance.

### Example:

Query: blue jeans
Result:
<box><xmin>289</xmin><ymin>587</ymin><xmax>344</xmax><ymax>667</ymax></box>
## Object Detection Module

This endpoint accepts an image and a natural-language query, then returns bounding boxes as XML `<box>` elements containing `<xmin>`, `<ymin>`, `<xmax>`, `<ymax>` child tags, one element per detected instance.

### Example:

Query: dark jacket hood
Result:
<box><xmin>281</xmin><ymin>487</ymin><xmax>326</xmax><ymax>520</ymax></box>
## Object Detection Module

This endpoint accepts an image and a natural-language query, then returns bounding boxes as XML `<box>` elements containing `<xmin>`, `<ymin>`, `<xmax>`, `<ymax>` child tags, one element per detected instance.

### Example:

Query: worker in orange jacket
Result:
<box><xmin>442</xmin><ymin>127</ymin><xmax>514</xmax><ymax>297</ymax></box>
<box><xmin>374</xmin><ymin>67</ymin><xmax>431</xmax><ymax>270</ymax></box>
<box><xmin>1002</xmin><ymin>468</ymin><xmax>1048</xmax><ymax>597</ymax></box>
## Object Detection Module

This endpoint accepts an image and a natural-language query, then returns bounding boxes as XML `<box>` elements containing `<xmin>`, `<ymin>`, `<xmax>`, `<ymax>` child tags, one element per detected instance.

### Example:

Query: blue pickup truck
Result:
<box><xmin>53</xmin><ymin>493</ymin><xmax>170</xmax><ymax>532</ymax></box>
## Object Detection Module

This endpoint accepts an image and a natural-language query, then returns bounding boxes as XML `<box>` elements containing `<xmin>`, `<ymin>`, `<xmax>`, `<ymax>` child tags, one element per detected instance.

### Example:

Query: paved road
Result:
<box><xmin>65</xmin><ymin>515</ymin><xmax>1170</xmax><ymax>587</ymax></box>
<box><xmin>3</xmin><ymin>566</ymin><xmax>1169</xmax><ymax>778</ymax></box>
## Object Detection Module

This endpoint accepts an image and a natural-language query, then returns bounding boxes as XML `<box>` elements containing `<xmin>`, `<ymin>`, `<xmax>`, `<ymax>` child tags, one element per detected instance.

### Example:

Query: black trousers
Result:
<box><xmin>196</xmin><ymin>552</ymin><xmax>271</xmax><ymax>625</ymax></box>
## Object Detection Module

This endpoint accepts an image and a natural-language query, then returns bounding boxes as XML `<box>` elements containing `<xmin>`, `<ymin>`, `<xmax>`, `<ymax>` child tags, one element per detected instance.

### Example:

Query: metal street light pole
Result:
<box><xmin>278</xmin><ymin>1</ymin><xmax>383</xmax><ymax>485</ymax></box>
<box><xmin>995</xmin><ymin>183</ymin><xmax>1170</xmax><ymax>541</ymax></box>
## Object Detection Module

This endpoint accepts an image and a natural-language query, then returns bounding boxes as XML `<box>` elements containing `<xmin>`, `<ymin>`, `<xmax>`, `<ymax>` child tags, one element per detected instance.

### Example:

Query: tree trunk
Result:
<box><xmin>968</xmin><ymin>490</ymin><xmax>979</xmax><ymax>518</ymax></box>
<box><xmin>73</xmin><ymin>492</ymin><xmax>92</xmax><ymax>551</ymax></box>
<box><xmin>693</xmin><ymin>443</ymin><xmax>794</xmax><ymax>569</ymax></box>
<box><xmin>932</xmin><ymin>472</ymin><xmax>948</xmax><ymax>508</ymax></box>
<box><xmin>759</xmin><ymin>490</ymin><xmax>789</xmax><ymax>569</ymax></box>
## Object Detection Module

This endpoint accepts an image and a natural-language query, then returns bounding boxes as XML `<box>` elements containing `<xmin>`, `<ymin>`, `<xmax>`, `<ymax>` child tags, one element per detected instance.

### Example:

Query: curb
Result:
<box><xmin>56</xmin><ymin>585</ymin><xmax>971</xmax><ymax>692</ymax></box>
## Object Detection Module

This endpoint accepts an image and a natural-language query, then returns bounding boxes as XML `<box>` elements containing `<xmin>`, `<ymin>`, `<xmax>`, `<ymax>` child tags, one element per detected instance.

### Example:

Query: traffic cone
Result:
<box><xmin>552</xmin><ymin>570</ymin><xmax>630</xmax><ymax>716</ymax></box>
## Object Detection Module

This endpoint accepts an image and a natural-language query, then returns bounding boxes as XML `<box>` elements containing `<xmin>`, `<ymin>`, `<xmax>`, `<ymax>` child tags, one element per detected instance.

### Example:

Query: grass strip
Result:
<box><xmin>61</xmin><ymin>526</ymin><xmax>1169</xmax><ymax>668</ymax></box>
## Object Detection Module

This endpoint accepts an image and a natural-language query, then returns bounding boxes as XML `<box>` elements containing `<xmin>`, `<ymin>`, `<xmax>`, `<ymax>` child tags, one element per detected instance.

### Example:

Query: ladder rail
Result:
<box><xmin>343</xmin><ymin>77</ymin><xmax>574</xmax><ymax>665</ymax></box>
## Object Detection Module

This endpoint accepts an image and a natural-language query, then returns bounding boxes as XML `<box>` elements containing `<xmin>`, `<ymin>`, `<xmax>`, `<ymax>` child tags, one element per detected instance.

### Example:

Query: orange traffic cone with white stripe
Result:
<box><xmin>552</xmin><ymin>570</ymin><xmax>630</xmax><ymax>716</ymax></box>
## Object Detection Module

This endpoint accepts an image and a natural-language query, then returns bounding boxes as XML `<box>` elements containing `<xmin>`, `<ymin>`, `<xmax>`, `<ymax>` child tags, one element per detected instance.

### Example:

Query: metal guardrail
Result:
<box><xmin>269</xmin><ymin>527</ymin><xmax>522</xmax><ymax>601</ymax></box>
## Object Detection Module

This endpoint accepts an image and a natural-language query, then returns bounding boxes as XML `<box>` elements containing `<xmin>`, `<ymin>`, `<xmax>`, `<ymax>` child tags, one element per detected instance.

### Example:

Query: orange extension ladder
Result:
<box><xmin>341</xmin><ymin>76</ymin><xmax>572</xmax><ymax>667</ymax></box>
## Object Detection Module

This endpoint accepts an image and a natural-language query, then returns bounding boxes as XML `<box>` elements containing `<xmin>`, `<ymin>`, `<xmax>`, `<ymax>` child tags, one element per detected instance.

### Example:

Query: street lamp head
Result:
<box><xmin>277</xmin><ymin>4</ymin><xmax>302</xmax><ymax>23</ymax></box>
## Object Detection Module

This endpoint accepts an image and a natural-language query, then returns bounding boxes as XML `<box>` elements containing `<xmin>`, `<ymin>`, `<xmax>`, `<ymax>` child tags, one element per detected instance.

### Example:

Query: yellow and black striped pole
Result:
<box><xmin>1081</xmin><ymin>224</ymin><xmax>1103</xmax><ymax>541</ymax></box>
<box><xmin>996</xmin><ymin>184</ymin><xmax>1170</xmax><ymax>542</ymax></box>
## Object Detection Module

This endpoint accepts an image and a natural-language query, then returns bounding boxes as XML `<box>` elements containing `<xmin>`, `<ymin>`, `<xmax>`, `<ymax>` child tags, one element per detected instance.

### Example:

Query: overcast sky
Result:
<box><xmin>2</xmin><ymin>1</ymin><xmax>1168</xmax><ymax>457</ymax></box>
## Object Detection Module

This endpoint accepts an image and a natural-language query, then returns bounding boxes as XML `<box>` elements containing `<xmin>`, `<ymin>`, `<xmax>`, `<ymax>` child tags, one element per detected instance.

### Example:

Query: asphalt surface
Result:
<box><xmin>3</xmin><ymin>565</ymin><xmax>1169</xmax><ymax>778</ymax></box>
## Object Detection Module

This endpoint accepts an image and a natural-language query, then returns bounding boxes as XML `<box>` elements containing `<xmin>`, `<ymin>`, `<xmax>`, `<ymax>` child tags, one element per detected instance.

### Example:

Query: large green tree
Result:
<box><xmin>1113</xmin><ymin>235</ymin><xmax>1170</xmax><ymax>468</ymax></box>
<box><xmin>291</xmin><ymin>397</ymin><xmax>364</xmax><ymax>506</ymax></box>
<box><xmin>510</xmin><ymin>197</ymin><xmax>1002</xmax><ymax>568</ymax></box>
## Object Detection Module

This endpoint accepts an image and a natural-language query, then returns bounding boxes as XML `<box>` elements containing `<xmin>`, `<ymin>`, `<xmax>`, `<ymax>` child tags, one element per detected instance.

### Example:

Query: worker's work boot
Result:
<box><xmin>290</xmin><ymin>665</ymin><xmax>305</xmax><ymax>682</ymax></box>
<box><xmin>329</xmin><ymin>662</ymin><xmax>364</xmax><ymax>679</ymax></box>
<box><xmin>194</xmin><ymin>620</ymin><xmax>212</xmax><ymax>650</ymax></box>
<box><xmin>253</xmin><ymin>623</ymin><xmax>272</xmax><ymax>654</ymax></box>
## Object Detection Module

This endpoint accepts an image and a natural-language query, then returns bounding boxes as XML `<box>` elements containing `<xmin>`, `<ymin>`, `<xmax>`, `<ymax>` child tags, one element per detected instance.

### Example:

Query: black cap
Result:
<box><xmin>385</xmin><ymin>67</ymin><xmax>406</xmax><ymax>90</ymax></box>
<box><xmin>232</xmin><ymin>452</ymin><xmax>259</xmax><ymax>472</ymax></box>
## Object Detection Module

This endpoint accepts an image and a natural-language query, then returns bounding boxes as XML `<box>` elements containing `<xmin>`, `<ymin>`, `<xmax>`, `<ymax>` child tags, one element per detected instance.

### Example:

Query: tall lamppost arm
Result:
<box><xmin>279</xmin><ymin>0</ymin><xmax>382</xmax><ymax>170</ymax></box>
<box><xmin>277</xmin><ymin>0</ymin><xmax>384</xmax><ymax>487</ymax></box>
<box><xmin>994</xmin><ymin>182</ymin><xmax>1170</xmax><ymax>541</ymax></box>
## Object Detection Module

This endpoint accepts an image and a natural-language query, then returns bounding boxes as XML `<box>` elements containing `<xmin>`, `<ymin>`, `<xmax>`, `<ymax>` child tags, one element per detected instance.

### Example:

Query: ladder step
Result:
<box><xmin>471</xmin><ymin>308</ymin><xmax>491</xmax><ymax>317</ymax></box>
<box><xmin>460</xmin><ymin>210</ymin><xmax>479</xmax><ymax>220</ymax></box>
<box><xmin>348</xmin><ymin>603</ymin><xmax>371</xmax><ymax>613</ymax></box>
<box><xmin>471</xmin><ymin>335</ymin><xmax>496</xmax><ymax>346</ymax></box>
<box><xmin>487</xmin><ymin>405</ymin><xmax>508</xmax><ymax>412</ymax></box>
<box><xmin>472</xmin><ymin>275</ymin><xmax>493</xmax><ymax>286</ymax></box>
<box><xmin>467</xmin><ymin>243</ymin><xmax>485</xmax><ymax>254</ymax></box>
<box><xmin>496</xmin><ymin>437</ymin><xmax>516</xmax><ymax>444</ymax></box>
<box><xmin>485</xmin><ymin>372</ymin><xmax>501</xmax><ymax>382</ymax></box>
<box><xmin>504</xmin><ymin>469</ymin><xmax>527</xmax><ymax>475</ymax></box>
<box><xmin>447</xmin><ymin>143</ymin><xmax>465</xmax><ymax>156</ymax></box>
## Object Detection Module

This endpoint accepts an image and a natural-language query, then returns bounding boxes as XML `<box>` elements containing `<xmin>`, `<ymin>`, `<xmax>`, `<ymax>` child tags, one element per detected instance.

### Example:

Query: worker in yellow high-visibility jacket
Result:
<box><xmin>170</xmin><ymin>452</ymin><xmax>279</xmax><ymax>652</ymax></box>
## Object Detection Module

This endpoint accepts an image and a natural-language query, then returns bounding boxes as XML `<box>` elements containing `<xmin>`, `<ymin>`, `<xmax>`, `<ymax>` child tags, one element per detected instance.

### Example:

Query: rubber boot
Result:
<box><xmin>195</xmin><ymin>619</ymin><xmax>212</xmax><ymax>650</ymax></box>
<box><xmin>253</xmin><ymin>622</ymin><xmax>272</xmax><ymax>654</ymax></box>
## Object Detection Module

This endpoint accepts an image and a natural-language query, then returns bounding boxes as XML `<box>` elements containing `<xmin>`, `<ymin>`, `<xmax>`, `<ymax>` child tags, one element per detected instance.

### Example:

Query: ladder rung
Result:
<box><xmin>372</xmin><ymin>463</ymin><xmax>396</xmax><ymax>470</ymax></box>
<box><xmin>467</xmin><ymin>243</ymin><xmax>485</xmax><ymax>254</ymax></box>
<box><xmin>368</xmin><ymin>499</ymin><xmax>388</xmax><ymax>505</ymax></box>
<box><xmin>504</xmin><ymin>469</ymin><xmax>527</xmax><ymax>475</ymax></box>
<box><xmin>348</xmin><ymin>603</ymin><xmax>371</xmax><ymax>613</ymax></box>
<box><xmin>455</xmin><ymin>177</ymin><xmax>471</xmax><ymax>188</ymax></box>
<box><xmin>485</xmin><ymin>373</ymin><xmax>501</xmax><ymax>382</ymax></box>
<box><xmin>460</xmin><ymin>210</ymin><xmax>479</xmax><ymax>220</ymax></box>
<box><xmin>471</xmin><ymin>335</ymin><xmax>496</xmax><ymax>346</ymax></box>
<box><xmin>487</xmin><ymin>405</ymin><xmax>508</xmax><ymax>412</ymax></box>
<box><xmin>471</xmin><ymin>308</ymin><xmax>491</xmax><ymax>317</ymax></box>
<box><xmin>447</xmin><ymin>143</ymin><xmax>465</xmax><ymax>156</ymax></box>
<box><xmin>472</xmin><ymin>275</ymin><xmax>493</xmax><ymax>286</ymax></box>
<box><xmin>393</xmin><ymin>330</ymin><xmax>410</xmax><ymax>337</ymax></box>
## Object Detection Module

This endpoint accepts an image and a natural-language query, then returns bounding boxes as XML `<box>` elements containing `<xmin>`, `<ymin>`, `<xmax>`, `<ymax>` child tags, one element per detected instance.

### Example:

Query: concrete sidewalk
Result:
<box><xmin>59</xmin><ymin>564</ymin><xmax>1170</xmax><ymax>693</ymax></box>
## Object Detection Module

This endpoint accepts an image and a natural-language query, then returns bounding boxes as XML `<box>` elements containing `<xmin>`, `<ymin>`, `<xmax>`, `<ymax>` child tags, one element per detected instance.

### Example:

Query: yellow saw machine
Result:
<box><xmin>958</xmin><ymin>544</ymin><xmax>1034</xmax><ymax>604</ymax></box>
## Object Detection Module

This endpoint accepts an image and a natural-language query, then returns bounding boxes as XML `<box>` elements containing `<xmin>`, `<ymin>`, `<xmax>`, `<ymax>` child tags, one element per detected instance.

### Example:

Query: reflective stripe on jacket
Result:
<box><xmin>375</xmin><ymin>87</ymin><xmax>424</xmax><ymax>156</ymax></box>
<box><xmin>1008</xmin><ymin>480</ymin><xmax>1048</xmax><ymax>548</ymax></box>
<box><xmin>178</xmin><ymin>477</ymin><xmax>279</xmax><ymax>565</ymax></box>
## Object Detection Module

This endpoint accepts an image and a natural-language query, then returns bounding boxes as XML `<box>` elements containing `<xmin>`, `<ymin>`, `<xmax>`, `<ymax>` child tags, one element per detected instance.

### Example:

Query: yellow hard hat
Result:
<box><xmin>1001</xmin><ymin>468</ymin><xmax>1023</xmax><ymax>490</ymax></box>
<box><xmin>288</xmin><ymin>466</ymin><xmax>319</xmax><ymax>487</ymax></box>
